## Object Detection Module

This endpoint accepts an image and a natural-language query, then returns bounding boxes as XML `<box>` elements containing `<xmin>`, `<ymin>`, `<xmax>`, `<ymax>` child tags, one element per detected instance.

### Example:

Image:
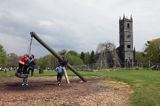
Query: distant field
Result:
<box><xmin>0</xmin><ymin>69</ymin><xmax>160</xmax><ymax>106</ymax></box>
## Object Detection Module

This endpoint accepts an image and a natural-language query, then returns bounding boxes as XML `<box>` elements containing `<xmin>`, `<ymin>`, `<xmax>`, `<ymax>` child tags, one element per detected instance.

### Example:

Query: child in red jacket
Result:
<box><xmin>17</xmin><ymin>54</ymin><xmax>29</xmax><ymax>74</ymax></box>
<box><xmin>16</xmin><ymin>54</ymin><xmax>30</xmax><ymax>86</ymax></box>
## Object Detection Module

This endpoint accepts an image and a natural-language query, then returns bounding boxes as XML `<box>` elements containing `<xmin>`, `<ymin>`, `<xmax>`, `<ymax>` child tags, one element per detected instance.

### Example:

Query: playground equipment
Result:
<box><xmin>15</xmin><ymin>72</ymin><xmax>28</xmax><ymax>78</ymax></box>
<box><xmin>30</xmin><ymin>32</ymin><xmax>87</xmax><ymax>82</ymax></box>
<box><xmin>15</xmin><ymin>37</ymin><xmax>34</xmax><ymax>78</ymax></box>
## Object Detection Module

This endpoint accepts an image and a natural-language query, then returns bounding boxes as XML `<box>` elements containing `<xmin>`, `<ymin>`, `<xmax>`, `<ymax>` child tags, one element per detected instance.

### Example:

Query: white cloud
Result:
<box><xmin>0</xmin><ymin>0</ymin><xmax>160</xmax><ymax>57</ymax></box>
<box><xmin>0</xmin><ymin>32</ymin><xmax>28</xmax><ymax>54</ymax></box>
<box><xmin>39</xmin><ymin>20</ymin><xmax>54</xmax><ymax>27</ymax></box>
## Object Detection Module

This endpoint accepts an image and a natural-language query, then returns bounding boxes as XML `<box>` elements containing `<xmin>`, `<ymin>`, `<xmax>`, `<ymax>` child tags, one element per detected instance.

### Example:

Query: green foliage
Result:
<box><xmin>83</xmin><ymin>52</ymin><xmax>91</xmax><ymax>64</ymax></box>
<box><xmin>0</xmin><ymin>44</ymin><xmax>8</xmax><ymax>66</ymax></box>
<box><xmin>7</xmin><ymin>53</ymin><xmax>19</xmax><ymax>67</ymax></box>
<box><xmin>136</xmin><ymin>51</ymin><xmax>148</xmax><ymax>67</ymax></box>
<box><xmin>80</xmin><ymin>51</ymin><xmax>96</xmax><ymax>65</ymax></box>
<box><xmin>66</xmin><ymin>50</ymin><xmax>84</xmax><ymax>65</ymax></box>
<box><xmin>144</xmin><ymin>38</ymin><xmax>160</xmax><ymax>64</ymax></box>
<box><xmin>37</xmin><ymin>54</ymin><xmax>58</xmax><ymax>69</ymax></box>
<box><xmin>80</xmin><ymin>52</ymin><xmax>85</xmax><ymax>62</ymax></box>
<box><xmin>67</xmin><ymin>50</ymin><xmax>78</xmax><ymax>56</ymax></box>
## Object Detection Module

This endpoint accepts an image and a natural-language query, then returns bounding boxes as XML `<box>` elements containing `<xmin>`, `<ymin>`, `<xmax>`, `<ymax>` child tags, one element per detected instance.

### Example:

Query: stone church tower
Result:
<box><xmin>118</xmin><ymin>15</ymin><xmax>135</xmax><ymax>67</ymax></box>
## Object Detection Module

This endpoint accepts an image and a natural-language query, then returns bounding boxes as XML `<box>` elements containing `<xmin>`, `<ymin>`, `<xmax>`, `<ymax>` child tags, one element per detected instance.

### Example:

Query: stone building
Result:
<box><xmin>117</xmin><ymin>15</ymin><xmax>135</xmax><ymax>67</ymax></box>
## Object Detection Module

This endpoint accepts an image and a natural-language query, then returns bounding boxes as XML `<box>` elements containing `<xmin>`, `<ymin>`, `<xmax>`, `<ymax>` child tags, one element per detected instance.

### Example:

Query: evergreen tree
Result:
<box><xmin>80</xmin><ymin>52</ymin><xmax>85</xmax><ymax>62</ymax></box>
<box><xmin>89</xmin><ymin>50</ymin><xmax>95</xmax><ymax>64</ymax></box>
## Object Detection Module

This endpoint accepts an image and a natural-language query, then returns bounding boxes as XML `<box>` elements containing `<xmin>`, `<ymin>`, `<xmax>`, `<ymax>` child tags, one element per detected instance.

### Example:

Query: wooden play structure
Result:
<box><xmin>30</xmin><ymin>32</ymin><xmax>87</xmax><ymax>82</ymax></box>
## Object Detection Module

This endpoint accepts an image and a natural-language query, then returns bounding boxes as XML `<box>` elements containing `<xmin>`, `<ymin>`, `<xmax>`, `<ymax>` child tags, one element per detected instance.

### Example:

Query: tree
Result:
<box><xmin>37</xmin><ymin>54</ymin><xmax>58</xmax><ymax>69</ymax></box>
<box><xmin>67</xmin><ymin>50</ymin><xmax>78</xmax><ymax>56</ymax></box>
<box><xmin>7</xmin><ymin>53</ymin><xmax>19</xmax><ymax>67</ymax></box>
<box><xmin>0</xmin><ymin>44</ymin><xmax>8</xmax><ymax>66</ymax></box>
<box><xmin>80</xmin><ymin>52</ymin><xmax>85</xmax><ymax>62</ymax></box>
<box><xmin>95</xmin><ymin>42</ymin><xmax>121</xmax><ymax>69</ymax></box>
<box><xmin>135</xmin><ymin>51</ymin><xmax>148</xmax><ymax>67</ymax></box>
<box><xmin>66</xmin><ymin>50</ymin><xmax>84</xmax><ymax>65</ymax></box>
<box><xmin>144</xmin><ymin>38</ymin><xmax>160</xmax><ymax>66</ymax></box>
<box><xmin>89</xmin><ymin>50</ymin><xmax>95</xmax><ymax>64</ymax></box>
<box><xmin>83</xmin><ymin>52</ymin><xmax>91</xmax><ymax>65</ymax></box>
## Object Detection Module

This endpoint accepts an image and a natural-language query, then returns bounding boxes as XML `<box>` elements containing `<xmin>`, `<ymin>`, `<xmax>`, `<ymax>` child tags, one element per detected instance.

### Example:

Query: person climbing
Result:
<box><xmin>27</xmin><ymin>54</ymin><xmax>36</xmax><ymax>77</ymax></box>
<box><xmin>55</xmin><ymin>63</ymin><xmax>64</xmax><ymax>86</ymax></box>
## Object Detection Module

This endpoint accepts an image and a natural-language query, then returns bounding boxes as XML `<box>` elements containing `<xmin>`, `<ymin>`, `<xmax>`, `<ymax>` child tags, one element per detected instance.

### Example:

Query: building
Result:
<box><xmin>118</xmin><ymin>15</ymin><xmax>135</xmax><ymax>67</ymax></box>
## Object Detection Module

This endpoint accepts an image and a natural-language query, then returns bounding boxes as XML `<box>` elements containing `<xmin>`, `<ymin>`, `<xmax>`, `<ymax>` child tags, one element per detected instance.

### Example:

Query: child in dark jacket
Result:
<box><xmin>56</xmin><ymin>64</ymin><xmax>64</xmax><ymax>86</ymax></box>
<box><xmin>28</xmin><ymin>55</ymin><xmax>36</xmax><ymax>77</ymax></box>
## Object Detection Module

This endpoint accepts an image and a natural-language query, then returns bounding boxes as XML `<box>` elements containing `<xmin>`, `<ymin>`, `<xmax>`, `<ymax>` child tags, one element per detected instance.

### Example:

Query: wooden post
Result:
<box><xmin>30</xmin><ymin>32</ymin><xmax>87</xmax><ymax>82</ymax></box>
<box><xmin>63</xmin><ymin>67</ymin><xmax>70</xmax><ymax>84</ymax></box>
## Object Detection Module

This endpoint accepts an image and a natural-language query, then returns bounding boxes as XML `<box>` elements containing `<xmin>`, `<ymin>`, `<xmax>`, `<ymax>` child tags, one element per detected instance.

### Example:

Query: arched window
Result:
<box><xmin>127</xmin><ymin>45</ymin><xmax>131</xmax><ymax>48</ymax></box>
<box><xmin>127</xmin><ymin>35</ymin><xmax>130</xmax><ymax>38</ymax></box>
<box><xmin>127</xmin><ymin>23</ymin><xmax>130</xmax><ymax>28</ymax></box>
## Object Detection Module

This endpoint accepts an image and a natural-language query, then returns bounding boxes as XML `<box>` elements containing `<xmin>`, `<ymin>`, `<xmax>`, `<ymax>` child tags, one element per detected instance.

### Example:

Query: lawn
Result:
<box><xmin>0</xmin><ymin>69</ymin><xmax>160</xmax><ymax>106</ymax></box>
<box><xmin>102</xmin><ymin>70</ymin><xmax>160</xmax><ymax>106</ymax></box>
<box><xmin>78</xmin><ymin>69</ymin><xmax>160</xmax><ymax>106</ymax></box>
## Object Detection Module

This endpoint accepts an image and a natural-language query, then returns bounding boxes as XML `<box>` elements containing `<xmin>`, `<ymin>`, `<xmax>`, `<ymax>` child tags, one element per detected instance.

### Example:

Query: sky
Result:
<box><xmin>0</xmin><ymin>0</ymin><xmax>160</xmax><ymax>57</ymax></box>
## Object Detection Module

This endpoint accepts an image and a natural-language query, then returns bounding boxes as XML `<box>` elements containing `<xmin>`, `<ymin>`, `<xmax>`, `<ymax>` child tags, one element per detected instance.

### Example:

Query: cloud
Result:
<box><xmin>0</xmin><ymin>0</ymin><xmax>160</xmax><ymax>57</ymax></box>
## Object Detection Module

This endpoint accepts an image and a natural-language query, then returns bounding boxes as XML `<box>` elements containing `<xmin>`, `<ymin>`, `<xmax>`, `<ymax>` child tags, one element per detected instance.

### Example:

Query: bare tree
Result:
<box><xmin>95</xmin><ymin>42</ymin><xmax>121</xmax><ymax>69</ymax></box>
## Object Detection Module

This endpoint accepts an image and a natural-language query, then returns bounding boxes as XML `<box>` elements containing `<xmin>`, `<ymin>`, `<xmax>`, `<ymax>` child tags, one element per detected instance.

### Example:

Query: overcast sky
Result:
<box><xmin>0</xmin><ymin>0</ymin><xmax>160</xmax><ymax>57</ymax></box>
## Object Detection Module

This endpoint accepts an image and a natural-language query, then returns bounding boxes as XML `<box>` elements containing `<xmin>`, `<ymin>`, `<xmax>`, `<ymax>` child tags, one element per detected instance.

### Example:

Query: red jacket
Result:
<box><xmin>19</xmin><ymin>55</ymin><xmax>28</xmax><ymax>65</ymax></box>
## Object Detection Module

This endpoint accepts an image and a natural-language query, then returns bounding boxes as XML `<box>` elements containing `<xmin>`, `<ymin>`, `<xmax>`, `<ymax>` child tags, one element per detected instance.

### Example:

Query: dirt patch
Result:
<box><xmin>0</xmin><ymin>77</ymin><xmax>133</xmax><ymax>106</ymax></box>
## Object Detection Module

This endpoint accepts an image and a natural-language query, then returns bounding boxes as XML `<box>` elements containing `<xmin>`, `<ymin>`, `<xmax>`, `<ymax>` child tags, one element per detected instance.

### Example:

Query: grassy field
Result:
<box><xmin>0</xmin><ymin>69</ymin><xmax>160</xmax><ymax>106</ymax></box>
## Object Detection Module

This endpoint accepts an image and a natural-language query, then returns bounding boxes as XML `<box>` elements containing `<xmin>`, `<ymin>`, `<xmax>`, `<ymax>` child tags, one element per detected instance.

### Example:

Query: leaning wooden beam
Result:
<box><xmin>30</xmin><ymin>32</ymin><xmax>87</xmax><ymax>82</ymax></box>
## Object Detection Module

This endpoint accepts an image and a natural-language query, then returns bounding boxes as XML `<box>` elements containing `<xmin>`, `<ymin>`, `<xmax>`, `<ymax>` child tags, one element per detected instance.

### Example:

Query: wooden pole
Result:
<box><xmin>63</xmin><ymin>67</ymin><xmax>70</xmax><ymax>84</ymax></box>
<box><xmin>30</xmin><ymin>32</ymin><xmax>87</xmax><ymax>82</ymax></box>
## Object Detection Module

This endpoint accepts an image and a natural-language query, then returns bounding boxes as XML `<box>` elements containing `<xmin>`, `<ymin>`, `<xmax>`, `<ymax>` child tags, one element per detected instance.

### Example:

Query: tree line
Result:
<box><xmin>0</xmin><ymin>44</ymin><xmax>96</xmax><ymax>70</ymax></box>
<box><xmin>0</xmin><ymin>38</ymin><xmax>160</xmax><ymax>70</ymax></box>
<box><xmin>36</xmin><ymin>50</ymin><xmax>96</xmax><ymax>70</ymax></box>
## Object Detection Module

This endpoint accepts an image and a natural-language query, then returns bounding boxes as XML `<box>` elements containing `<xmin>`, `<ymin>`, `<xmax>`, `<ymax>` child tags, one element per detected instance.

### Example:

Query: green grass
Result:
<box><xmin>0</xmin><ymin>69</ymin><xmax>160</xmax><ymax>106</ymax></box>
<box><xmin>0</xmin><ymin>71</ymin><xmax>15</xmax><ymax>78</ymax></box>
<box><xmin>80</xmin><ymin>69</ymin><xmax>160</xmax><ymax>106</ymax></box>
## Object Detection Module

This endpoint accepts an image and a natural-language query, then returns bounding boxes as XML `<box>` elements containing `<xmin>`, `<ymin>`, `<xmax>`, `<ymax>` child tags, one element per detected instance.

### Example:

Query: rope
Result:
<box><xmin>28</xmin><ymin>36</ymin><xmax>33</xmax><ymax>56</ymax></box>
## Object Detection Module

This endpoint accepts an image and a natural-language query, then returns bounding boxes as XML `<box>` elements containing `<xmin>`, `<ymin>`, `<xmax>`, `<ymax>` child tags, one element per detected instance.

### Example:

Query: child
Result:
<box><xmin>56</xmin><ymin>64</ymin><xmax>64</xmax><ymax>86</ymax></box>
<box><xmin>28</xmin><ymin>54</ymin><xmax>36</xmax><ymax>77</ymax></box>
<box><xmin>17</xmin><ymin>54</ymin><xmax>29</xmax><ymax>74</ymax></box>
<box><xmin>21</xmin><ymin>55</ymin><xmax>30</xmax><ymax>86</ymax></box>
